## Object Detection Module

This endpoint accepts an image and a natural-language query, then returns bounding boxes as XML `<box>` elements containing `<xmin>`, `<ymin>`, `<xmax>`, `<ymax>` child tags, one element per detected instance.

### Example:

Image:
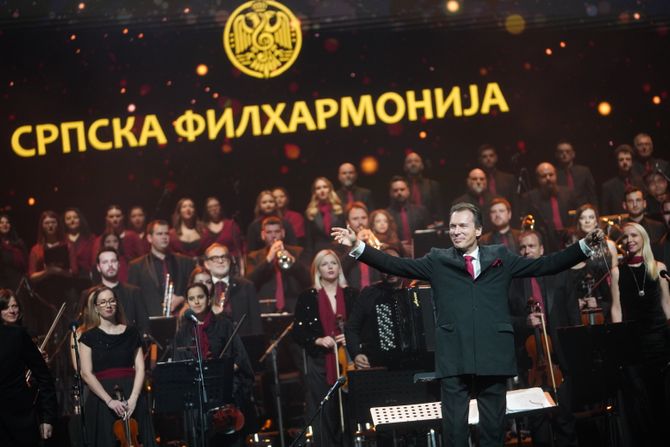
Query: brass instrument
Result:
<box><xmin>162</xmin><ymin>273</ymin><xmax>174</xmax><ymax>317</ymax></box>
<box><xmin>360</xmin><ymin>227</ymin><xmax>382</xmax><ymax>249</ymax></box>
<box><xmin>520</xmin><ymin>214</ymin><xmax>535</xmax><ymax>231</ymax></box>
<box><xmin>276</xmin><ymin>248</ymin><xmax>294</xmax><ymax>270</ymax></box>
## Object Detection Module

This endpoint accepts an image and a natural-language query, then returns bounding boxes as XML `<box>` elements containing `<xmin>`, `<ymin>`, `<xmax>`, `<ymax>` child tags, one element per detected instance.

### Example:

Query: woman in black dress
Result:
<box><xmin>293</xmin><ymin>249</ymin><xmax>358</xmax><ymax>447</ymax></box>
<box><xmin>174</xmin><ymin>282</ymin><xmax>255</xmax><ymax>444</ymax></box>
<box><xmin>78</xmin><ymin>285</ymin><xmax>156</xmax><ymax>447</ymax></box>
<box><xmin>610</xmin><ymin>222</ymin><xmax>670</xmax><ymax>443</ymax></box>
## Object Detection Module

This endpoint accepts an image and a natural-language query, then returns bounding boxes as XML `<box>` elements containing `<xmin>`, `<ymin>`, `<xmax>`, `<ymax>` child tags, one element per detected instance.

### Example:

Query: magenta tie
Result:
<box><xmin>464</xmin><ymin>255</ymin><xmax>475</xmax><ymax>279</ymax></box>
<box><xmin>550</xmin><ymin>196</ymin><xmax>564</xmax><ymax>230</ymax></box>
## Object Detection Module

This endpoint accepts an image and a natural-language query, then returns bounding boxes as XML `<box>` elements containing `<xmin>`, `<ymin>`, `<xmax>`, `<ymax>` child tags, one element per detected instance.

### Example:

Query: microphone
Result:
<box><xmin>660</xmin><ymin>270</ymin><xmax>669</xmax><ymax>281</ymax></box>
<box><xmin>183</xmin><ymin>308</ymin><xmax>200</xmax><ymax>324</ymax></box>
<box><xmin>69</xmin><ymin>321</ymin><xmax>80</xmax><ymax>332</ymax></box>
<box><xmin>323</xmin><ymin>375</ymin><xmax>346</xmax><ymax>402</ymax></box>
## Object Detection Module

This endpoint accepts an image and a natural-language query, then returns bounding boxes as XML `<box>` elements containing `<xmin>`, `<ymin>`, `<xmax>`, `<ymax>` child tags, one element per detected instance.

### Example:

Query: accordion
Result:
<box><xmin>375</xmin><ymin>285</ymin><xmax>436</xmax><ymax>354</ymax></box>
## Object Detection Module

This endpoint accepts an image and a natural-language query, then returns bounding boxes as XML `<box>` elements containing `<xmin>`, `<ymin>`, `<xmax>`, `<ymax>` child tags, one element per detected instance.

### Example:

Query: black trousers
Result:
<box><xmin>441</xmin><ymin>375</ymin><xmax>507</xmax><ymax>447</ymax></box>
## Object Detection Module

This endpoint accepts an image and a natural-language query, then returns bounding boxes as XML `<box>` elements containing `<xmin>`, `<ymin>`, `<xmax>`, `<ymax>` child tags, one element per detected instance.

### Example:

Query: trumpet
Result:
<box><xmin>520</xmin><ymin>214</ymin><xmax>535</xmax><ymax>231</ymax></box>
<box><xmin>359</xmin><ymin>227</ymin><xmax>382</xmax><ymax>249</ymax></box>
<box><xmin>276</xmin><ymin>248</ymin><xmax>294</xmax><ymax>270</ymax></box>
<box><xmin>162</xmin><ymin>273</ymin><xmax>174</xmax><ymax>317</ymax></box>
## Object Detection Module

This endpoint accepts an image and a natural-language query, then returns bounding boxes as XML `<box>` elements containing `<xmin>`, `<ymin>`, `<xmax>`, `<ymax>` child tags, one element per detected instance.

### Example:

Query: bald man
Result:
<box><xmin>521</xmin><ymin>162</ymin><xmax>578</xmax><ymax>252</ymax></box>
<box><xmin>336</xmin><ymin>162</ymin><xmax>375</xmax><ymax>210</ymax></box>
<box><xmin>452</xmin><ymin>168</ymin><xmax>494</xmax><ymax>230</ymax></box>
<box><xmin>403</xmin><ymin>152</ymin><xmax>444</xmax><ymax>223</ymax></box>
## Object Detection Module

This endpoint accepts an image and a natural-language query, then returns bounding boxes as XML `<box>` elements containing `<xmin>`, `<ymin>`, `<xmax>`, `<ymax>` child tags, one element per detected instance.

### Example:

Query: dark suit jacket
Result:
<box><xmin>479</xmin><ymin>229</ymin><xmax>521</xmax><ymax>254</ymax></box>
<box><xmin>557</xmin><ymin>164</ymin><xmax>598</xmax><ymax>208</ymax></box>
<box><xmin>485</xmin><ymin>168</ymin><xmax>517</xmax><ymax>202</ymax></box>
<box><xmin>336</xmin><ymin>185</ymin><xmax>375</xmax><ymax>211</ymax></box>
<box><xmin>632</xmin><ymin>156</ymin><xmax>669</xmax><ymax>178</ymax></box>
<box><xmin>127</xmin><ymin>252</ymin><xmax>195</xmax><ymax>316</ymax></box>
<box><xmin>357</xmin><ymin>242</ymin><xmax>587</xmax><ymax>377</ymax></box>
<box><xmin>304</xmin><ymin>212</ymin><xmax>345</xmax><ymax>259</ymax></box>
<box><xmin>387</xmin><ymin>203</ymin><xmax>431</xmax><ymax>241</ymax></box>
<box><xmin>600</xmin><ymin>174</ymin><xmax>644</xmax><ymax>216</ymax></box>
<box><xmin>623</xmin><ymin>216</ymin><xmax>666</xmax><ymax>244</ymax></box>
<box><xmin>341</xmin><ymin>252</ymin><xmax>382</xmax><ymax>290</ymax></box>
<box><xmin>452</xmin><ymin>191</ymin><xmax>494</xmax><ymax>231</ymax></box>
<box><xmin>225</xmin><ymin>276</ymin><xmax>263</xmax><ymax>336</ymax></box>
<box><xmin>245</xmin><ymin>245</ymin><xmax>310</xmax><ymax>313</ymax></box>
<box><xmin>522</xmin><ymin>186</ymin><xmax>578</xmax><ymax>252</ymax></box>
<box><xmin>407</xmin><ymin>175</ymin><xmax>444</xmax><ymax>222</ymax></box>
<box><xmin>653</xmin><ymin>232</ymin><xmax>670</xmax><ymax>267</ymax></box>
<box><xmin>0</xmin><ymin>325</ymin><xmax>57</xmax><ymax>445</ymax></box>
<box><xmin>508</xmin><ymin>272</ymin><xmax>580</xmax><ymax>373</ymax></box>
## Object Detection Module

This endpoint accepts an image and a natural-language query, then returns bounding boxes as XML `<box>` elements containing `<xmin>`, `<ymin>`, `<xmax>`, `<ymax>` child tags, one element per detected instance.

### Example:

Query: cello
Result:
<box><xmin>112</xmin><ymin>386</ymin><xmax>140</xmax><ymax>447</ymax></box>
<box><xmin>524</xmin><ymin>300</ymin><xmax>563</xmax><ymax>400</ymax></box>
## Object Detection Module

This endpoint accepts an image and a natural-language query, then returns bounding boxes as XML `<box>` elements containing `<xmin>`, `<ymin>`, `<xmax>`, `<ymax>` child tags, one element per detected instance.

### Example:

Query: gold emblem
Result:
<box><xmin>223</xmin><ymin>0</ymin><xmax>302</xmax><ymax>79</ymax></box>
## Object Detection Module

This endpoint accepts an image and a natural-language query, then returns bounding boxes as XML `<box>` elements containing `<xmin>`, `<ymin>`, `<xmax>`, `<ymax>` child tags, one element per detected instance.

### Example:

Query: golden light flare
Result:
<box><xmin>597</xmin><ymin>101</ymin><xmax>612</xmax><ymax>116</ymax></box>
<box><xmin>505</xmin><ymin>14</ymin><xmax>526</xmax><ymax>35</ymax></box>
<box><xmin>652</xmin><ymin>96</ymin><xmax>661</xmax><ymax>105</ymax></box>
<box><xmin>360</xmin><ymin>156</ymin><xmax>379</xmax><ymax>175</ymax></box>
<box><xmin>446</xmin><ymin>1</ymin><xmax>461</xmax><ymax>13</ymax></box>
<box><xmin>27</xmin><ymin>197</ymin><xmax>36</xmax><ymax>206</ymax></box>
<box><xmin>196</xmin><ymin>64</ymin><xmax>209</xmax><ymax>76</ymax></box>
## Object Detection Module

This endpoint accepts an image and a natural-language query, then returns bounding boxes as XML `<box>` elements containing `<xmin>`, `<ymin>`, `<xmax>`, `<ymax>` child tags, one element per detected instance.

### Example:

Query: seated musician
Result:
<box><xmin>293</xmin><ymin>249</ymin><xmax>358</xmax><ymax>447</ymax></box>
<box><xmin>508</xmin><ymin>231</ymin><xmax>580</xmax><ymax>447</ymax></box>
<box><xmin>174</xmin><ymin>282</ymin><xmax>256</xmax><ymax>444</ymax></box>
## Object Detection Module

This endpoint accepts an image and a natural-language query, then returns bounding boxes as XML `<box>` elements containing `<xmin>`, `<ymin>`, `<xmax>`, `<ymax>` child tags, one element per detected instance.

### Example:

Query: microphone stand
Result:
<box><xmin>289</xmin><ymin>377</ymin><xmax>345</xmax><ymax>447</ymax></box>
<box><xmin>191</xmin><ymin>320</ymin><xmax>209</xmax><ymax>447</ymax></box>
<box><xmin>70</xmin><ymin>325</ymin><xmax>89</xmax><ymax>447</ymax></box>
<box><xmin>259</xmin><ymin>321</ymin><xmax>294</xmax><ymax>447</ymax></box>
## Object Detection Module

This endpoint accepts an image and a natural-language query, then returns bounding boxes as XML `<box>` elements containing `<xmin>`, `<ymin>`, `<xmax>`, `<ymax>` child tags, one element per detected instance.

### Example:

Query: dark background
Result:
<box><xmin>1</xmin><ymin>1</ymin><xmax>669</xmax><ymax>243</ymax></box>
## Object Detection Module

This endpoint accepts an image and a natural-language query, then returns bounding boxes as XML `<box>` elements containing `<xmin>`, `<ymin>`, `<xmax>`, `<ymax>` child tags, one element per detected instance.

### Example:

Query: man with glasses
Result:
<box><xmin>204</xmin><ymin>243</ymin><xmax>262</xmax><ymax>336</ymax></box>
<box><xmin>128</xmin><ymin>220</ymin><xmax>195</xmax><ymax>316</ymax></box>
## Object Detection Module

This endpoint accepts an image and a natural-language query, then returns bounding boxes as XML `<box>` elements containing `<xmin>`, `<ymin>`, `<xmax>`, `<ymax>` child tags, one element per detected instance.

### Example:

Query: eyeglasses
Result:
<box><xmin>206</xmin><ymin>255</ymin><xmax>230</xmax><ymax>263</ymax></box>
<box><xmin>97</xmin><ymin>299</ymin><xmax>117</xmax><ymax>307</ymax></box>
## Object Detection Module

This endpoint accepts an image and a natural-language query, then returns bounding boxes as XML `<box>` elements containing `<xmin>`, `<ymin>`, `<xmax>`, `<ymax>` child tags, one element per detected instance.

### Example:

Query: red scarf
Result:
<box><xmin>318</xmin><ymin>203</ymin><xmax>333</xmax><ymax>234</ymax></box>
<box><xmin>194</xmin><ymin>311</ymin><xmax>213</xmax><ymax>359</ymax></box>
<box><xmin>317</xmin><ymin>286</ymin><xmax>346</xmax><ymax>385</ymax></box>
<box><xmin>626</xmin><ymin>256</ymin><xmax>644</xmax><ymax>265</ymax></box>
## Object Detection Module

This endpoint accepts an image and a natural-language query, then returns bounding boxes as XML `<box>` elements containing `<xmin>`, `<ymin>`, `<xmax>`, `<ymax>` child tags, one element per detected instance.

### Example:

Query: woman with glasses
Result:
<box><xmin>78</xmin><ymin>286</ymin><xmax>156</xmax><ymax>447</ymax></box>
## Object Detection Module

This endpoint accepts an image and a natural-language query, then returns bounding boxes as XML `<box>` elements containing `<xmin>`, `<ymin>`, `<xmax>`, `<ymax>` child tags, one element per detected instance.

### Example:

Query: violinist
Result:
<box><xmin>78</xmin><ymin>285</ymin><xmax>156</xmax><ymax>447</ymax></box>
<box><xmin>509</xmin><ymin>231</ymin><xmax>580</xmax><ymax>447</ymax></box>
<box><xmin>174</xmin><ymin>282</ymin><xmax>256</xmax><ymax>445</ymax></box>
<box><xmin>293</xmin><ymin>249</ymin><xmax>358</xmax><ymax>447</ymax></box>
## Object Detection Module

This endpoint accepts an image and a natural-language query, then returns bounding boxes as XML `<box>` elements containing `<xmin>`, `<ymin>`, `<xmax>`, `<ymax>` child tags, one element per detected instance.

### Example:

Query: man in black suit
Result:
<box><xmin>336</xmin><ymin>162</ymin><xmax>374</xmax><ymax>210</ymax></box>
<box><xmin>91</xmin><ymin>248</ymin><xmax>149</xmax><ymax>334</ymax></box>
<box><xmin>522</xmin><ymin>163</ymin><xmax>578</xmax><ymax>253</ymax></box>
<box><xmin>653</xmin><ymin>200</ymin><xmax>670</xmax><ymax>267</ymax></box>
<box><xmin>340</xmin><ymin>202</ymin><xmax>382</xmax><ymax>289</ymax></box>
<box><xmin>479</xmin><ymin>197</ymin><xmax>521</xmax><ymax>253</ymax></box>
<box><xmin>632</xmin><ymin>132</ymin><xmax>669</xmax><ymax>178</ymax></box>
<box><xmin>644</xmin><ymin>171</ymin><xmax>668</xmax><ymax>221</ymax></box>
<box><xmin>128</xmin><ymin>220</ymin><xmax>195</xmax><ymax>316</ymax></box>
<box><xmin>403</xmin><ymin>152</ymin><xmax>444</xmax><ymax>224</ymax></box>
<box><xmin>332</xmin><ymin>203</ymin><xmax>602</xmax><ymax>447</ymax></box>
<box><xmin>509</xmin><ymin>231</ymin><xmax>580</xmax><ymax>447</ymax></box>
<box><xmin>478</xmin><ymin>143</ymin><xmax>517</xmax><ymax>203</ymax></box>
<box><xmin>0</xmin><ymin>323</ymin><xmax>57</xmax><ymax>446</ymax></box>
<box><xmin>601</xmin><ymin>144</ymin><xmax>644</xmax><ymax>216</ymax></box>
<box><xmin>554</xmin><ymin>140</ymin><xmax>597</xmax><ymax>207</ymax></box>
<box><xmin>622</xmin><ymin>187</ymin><xmax>666</xmax><ymax>243</ymax></box>
<box><xmin>386</xmin><ymin>175</ymin><xmax>431</xmax><ymax>248</ymax></box>
<box><xmin>205</xmin><ymin>242</ymin><xmax>262</xmax><ymax>336</ymax></box>
<box><xmin>246</xmin><ymin>216</ymin><xmax>309</xmax><ymax>314</ymax></box>
<box><xmin>452</xmin><ymin>168</ymin><xmax>493</xmax><ymax>231</ymax></box>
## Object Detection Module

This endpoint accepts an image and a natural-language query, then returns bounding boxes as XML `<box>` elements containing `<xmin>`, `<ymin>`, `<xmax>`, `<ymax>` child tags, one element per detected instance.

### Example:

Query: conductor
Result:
<box><xmin>332</xmin><ymin>202</ymin><xmax>604</xmax><ymax>447</ymax></box>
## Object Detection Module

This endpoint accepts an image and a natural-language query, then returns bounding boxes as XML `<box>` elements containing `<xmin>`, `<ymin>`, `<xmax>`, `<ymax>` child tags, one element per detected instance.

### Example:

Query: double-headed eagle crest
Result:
<box><xmin>223</xmin><ymin>0</ymin><xmax>302</xmax><ymax>79</ymax></box>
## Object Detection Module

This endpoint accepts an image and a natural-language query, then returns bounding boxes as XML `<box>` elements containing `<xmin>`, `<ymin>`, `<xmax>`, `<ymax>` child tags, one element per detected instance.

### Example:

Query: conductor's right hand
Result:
<box><xmin>331</xmin><ymin>226</ymin><xmax>357</xmax><ymax>247</ymax></box>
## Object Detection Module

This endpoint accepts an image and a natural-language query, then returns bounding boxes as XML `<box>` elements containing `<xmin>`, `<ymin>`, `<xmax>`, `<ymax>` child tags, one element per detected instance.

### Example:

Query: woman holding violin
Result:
<box><xmin>293</xmin><ymin>249</ymin><xmax>358</xmax><ymax>447</ymax></box>
<box><xmin>78</xmin><ymin>285</ymin><xmax>156</xmax><ymax>447</ymax></box>
<box><xmin>174</xmin><ymin>282</ymin><xmax>255</xmax><ymax>444</ymax></box>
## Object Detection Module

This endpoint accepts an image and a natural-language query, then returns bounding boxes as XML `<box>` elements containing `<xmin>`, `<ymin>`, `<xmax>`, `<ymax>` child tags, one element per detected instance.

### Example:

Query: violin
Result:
<box><xmin>335</xmin><ymin>315</ymin><xmax>355</xmax><ymax>390</ymax></box>
<box><xmin>112</xmin><ymin>386</ymin><xmax>140</xmax><ymax>447</ymax></box>
<box><xmin>210</xmin><ymin>404</ymin><xmax>245</xmax><ymax>434</ymax></box>
<box><xmin>578</xmin><ymin>274</ymin><xmax>605</xmax><ymax>326</ymax></box>
<box><xmin>524</xmin><ymin>300</ymin><xmax>563</xmax><ymax>398</ymax></box>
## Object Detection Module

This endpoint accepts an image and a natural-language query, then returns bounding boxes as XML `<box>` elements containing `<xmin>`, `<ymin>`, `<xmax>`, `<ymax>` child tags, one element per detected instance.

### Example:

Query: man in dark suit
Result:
<box><xmin>509</xmin><ymin>231</ymin><xmax>580</xmax><ymax>447</ymax></box>
<box><xmin>632</xmin><ymin>132</ymin><xmax>669</xmax><ymax>178</ymax></box>
<box><xmin>653</xmin><ymin>200</ymin><xmax>670</xmax><ymax>267</ymax></box>
<box><xmin>522</xmin><ymin>163</ymin><xmax>578</xmax><ymax>253</ymax></box>
<box><xmin>89</xmin><ymin>248</ymin><xmax>149</xmax><ymax>334</ymax></box>
<box><xmin>644</xmin><ymin>171</ymin><xmax>669</xmax><ymax>221</ymax></box>
<box><xmin>386</xmin><ymin>175</ymin><xmax>431</xmax><ymax>247</ymax></box>
<box><xmin>554</xmin><ymin>140</ymin><xmax>597</xmax><ymax>207</ymax></box>
<box><xmin>336</xmin><ymin>162</ymin><xmax>374</xmax><ymax>211</ymax></box>
<box><xmin>622</xmin><ymin>187</ymin><xmax>666</xmax><ymax>243</ymax></box>
<box><xmin>452</xmin><ymin>168</ymin><xmax>494</xmax><ymax>231</ymax></box>
<box><xmin>246</xmin><ymin>216</ymin><xmax>309</xmax><ymax>314</ymax></box>
<box><xmin>340</xmin><ymin>202</ymin><xmax>382</xmax><ymax>289</ymax></box>
<box><xmin>404</xmin><ymin>152</ymin><xmax>444</xmax><ymax>223</ymax></box>
<box><xmin>128</xmin><ymin>220</ymin><xmax>195</xmax><ymax>316</ymax></box>
<box><xmin>205</xmin><ymin>242</ymin><xmax>262</xmax><ymax>336</ymax></box>
<box><xmin>601</xmin><ymin>144</ymin><xmax>644</xmax><ymax>216</ymax></box>
<box><xmin>478</xmin><ymin>144</ymin><xmax>517</xmax><ymax>203</ymax></box>
<box><xmin>479</xmin><ymin>197</ymin><xmax>521</xmax><ymax>253</ymax></box>
<box><xmin>0</xmin><ymin>324</ymin><xmax>57</xmax><ymax>446</ymax></box>
<box><xmin>332</xmin><ymin>203</ymin><xmax>602</xmax><ymax>447</ymax></box>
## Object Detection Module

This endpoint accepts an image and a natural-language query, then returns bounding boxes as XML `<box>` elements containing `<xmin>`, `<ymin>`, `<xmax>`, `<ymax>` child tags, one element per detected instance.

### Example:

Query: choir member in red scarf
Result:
<box><xmin>304</xmin><ymin>177</ymin><xmax>344</xmax><ymax>259</ymax></box>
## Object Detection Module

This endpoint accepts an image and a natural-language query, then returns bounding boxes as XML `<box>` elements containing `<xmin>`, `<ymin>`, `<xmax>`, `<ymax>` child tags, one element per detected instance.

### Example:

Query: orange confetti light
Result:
<box><xmin>27</xmin><ymin>197</ymin><xmax>36</xmax><ymax>206</ymax></box>
<box><xmin>559</xmin><ymin>41</ymin><xmax>567</xmax><ymax>48</ymax></box>
<box><xmin>446</xmin><ymin>0</ymin><xmax>460</xmax><ymax>13</ymax></box>
<box><xmin>127</xmin><ymin>103</ymin><xmax>136</xmax><ymax>113</ymax></box>
<box><xmin>505</xmin><ymin>14</ymin><xmax>526</xmax><ymax>35</ymax></box>
<box><xmin>70</xmin><ymin>34</ymin><xmax>77</xmax><ymax>41</ymax></box>
<box><xmin>419</xmin><ymin>131</ymin><xmax>427</xmax><ymax>139</ymax></box>
<box><xmin>597</xmin><ymin>101</ymin><xmax>612</xmax><ymax>116</ymax></box>
<box><xmin>78</xmin><ymin>3</ymin><xmax>86</xmax><ymax>10</ymax></box>
<box><xmin>120</xmin><ymin>87</ymin><xmax>126</xmax><ymax>94</ymax></box>
<box><xmin>222</xmin><ymin>144</ymin><xmax>233</xmax><ymax>154</ymax></box>
<box><xmin>284</xmin><ymin>143</ymin><xmax>301</xmax><ymax>160</ymax></box>
<box><xmin>545</xmin><ymin>48</ymin><xmax>553</xmax><ymax>56</ymax></box>
<box><xmin>122</xmin><ymin>28</ymin><xmax>129</xmax><ymax>35</ymax></box>
<box><xmin>196</xmin><ymin>64</ymin><xmax>208</xmax><ymax>76</ymax></box>
<box><xmin>652</xmin><ymin>96</ymin><xmax>662</xmax><ymax>105</ymax></box>
<box><xmin>633</xmin><ymin>12</ymin><xmax>641</xmax><ymax>20</ymax></box>
<box><xmin>360</xmin><ymin>156</ymin><xmax>379</xmax><ymax>175</ymax></box>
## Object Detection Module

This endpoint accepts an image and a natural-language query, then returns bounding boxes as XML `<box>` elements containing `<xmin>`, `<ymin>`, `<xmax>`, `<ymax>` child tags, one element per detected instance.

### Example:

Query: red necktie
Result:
<box><xmin>500</xmin><ymin>233</ymin><xmax>509</xmax><ymax>248</ymax></box>
<box><xmin>550</xmin><ymin>196</ymin><xmax>564</xmax><ymax>230</ymax></box>
<box><xmin>347</xmin><ymin>190</ymin><xmax>354</xmax><ymax>206</ymax></box>
<box><xmin>274</xmin><ymin>264</ymin><xmax>285</xmax><ymax>311</ymax></box>
<box><xmin>400</xmin><ymin>207</ymin><xmax>412</xmax><ymax>241</ymax></box>
<box><xmin>624</xmin><ymin>176</ymin><xmax>632</xmax><ymax>188</ymax></box>
<box><xmin>566</xmin><ymin>169</ymin><xmax>574</xmax><ymax>190</ymax></box>
<box><xmin>488</xmin><ymin>174</ymin><xmax>497</xmax><ymax>195</ymax></box>
<box><xmin>411</xmin><ymin>178</ymin><xmax>422</xmax><ymax>205</ymax></box>
<box><xmin>359</xmin><ymin>263</ymin><xmax>370</xmax><ymax>288</ymax></box>
<box><xmin>530</xmin><ymin>278</ymin><xmax>545</xmax><ymax>313</ymax></box>
<box><xmin>645</xmin><ymin>160</ymin><xmax>652</xmax><ymax>174</ymax></box>
<box><xmin>464</xmin><ymin>255</ymin><xmax>475</xmax><ymax>279</ymax></box>
<box><xmin>478</xmin><ymin>196</ymin><xmax>485</xmax><ymax>207</ymax></box>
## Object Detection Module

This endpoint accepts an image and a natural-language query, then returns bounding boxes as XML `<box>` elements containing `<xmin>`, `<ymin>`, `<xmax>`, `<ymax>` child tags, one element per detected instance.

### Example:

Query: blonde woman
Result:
<box><xmin>610</xmin><ymin>222</ymin><xmax>670</xmax><ymax>444</ymax></box>
<box><xmin>304</xmin><ymin>177</ymin><xmax>344</xmax><ymax>257</ymax></box>
<box><xmin>293</xmin><ymin>249</ymin><xmax>358</xmax><ymax>447</ymax></box>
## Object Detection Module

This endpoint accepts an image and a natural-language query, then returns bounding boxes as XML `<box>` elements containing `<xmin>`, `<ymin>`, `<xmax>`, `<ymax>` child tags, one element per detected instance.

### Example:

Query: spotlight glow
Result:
<box><xmin>505</xmin><ymin>15</ymin><xmax>526</xmax><ymax>35</ymax></box>
<box><xmin>360</xmin><ymin>156</ymin><xmax>379</xmax><ymax>175</ymax></box>
<box><xmin>446</xmin><ymin>1</ymin><xmax>460</xmax><ymax>13</ymax></box>
<box><xmin>196</xmin><ymin>64</ymin><xmax>209</xmax><ymax>76</ymax></box>
<box><xmin>597</xmin><ymin>101</ymin><xmax>612</xmax><ymax>116</ymax></box>
<box><xmin>652</xmin><ymin>96</ymin><xmax>661</xmax><ymax>105</ymax></box>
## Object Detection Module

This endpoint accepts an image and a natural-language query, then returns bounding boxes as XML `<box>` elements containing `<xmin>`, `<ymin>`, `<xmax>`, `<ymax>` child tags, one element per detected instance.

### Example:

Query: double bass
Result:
<box><xmin>524</xmin><ymin>300</ymin><xmax>563</xmax><ymax>399</ymax></box>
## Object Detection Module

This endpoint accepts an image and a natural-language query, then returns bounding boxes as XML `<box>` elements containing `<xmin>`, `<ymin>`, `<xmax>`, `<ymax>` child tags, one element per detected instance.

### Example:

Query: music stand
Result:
<box><xmin>149</xmin><ymin>316</ymin><xmax>177</xmax><ymax>361</ymax></box>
